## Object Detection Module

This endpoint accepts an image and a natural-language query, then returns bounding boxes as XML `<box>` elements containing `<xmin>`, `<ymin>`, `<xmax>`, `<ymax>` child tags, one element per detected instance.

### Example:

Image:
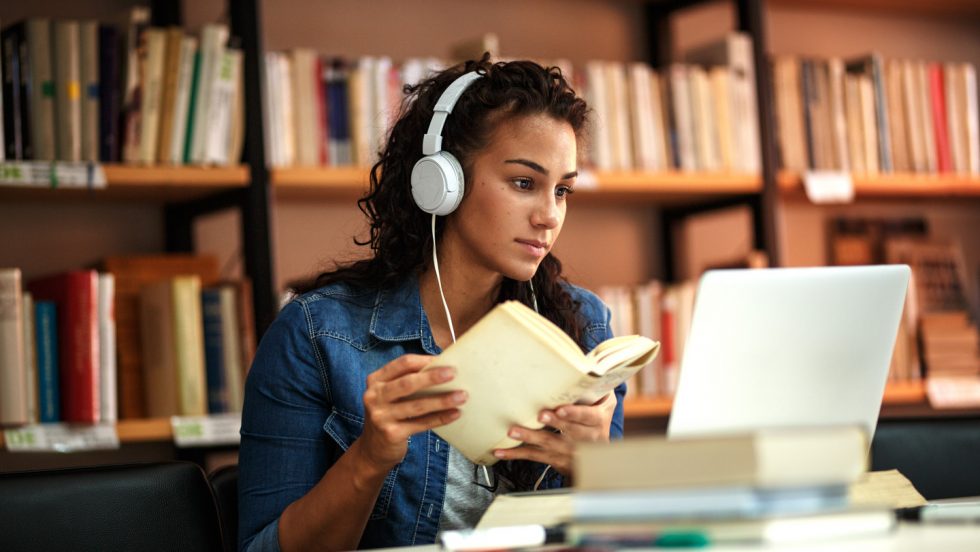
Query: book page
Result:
<box><xmin>476</xmin><ymin>491</ymin><xmax>573</xmax><ymax>529</ymax></box>
<box><xmin>849</xmin><ymin>469</ymin><xmax>927</xmax><ymax>509</ymax></box>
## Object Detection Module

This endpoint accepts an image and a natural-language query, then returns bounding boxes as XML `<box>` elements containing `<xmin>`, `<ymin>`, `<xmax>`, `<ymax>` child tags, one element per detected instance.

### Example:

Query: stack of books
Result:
<box><xmin>473</xmin><ymin>427</ymin><xmax>897</xmax><ymax>547</ymax></box>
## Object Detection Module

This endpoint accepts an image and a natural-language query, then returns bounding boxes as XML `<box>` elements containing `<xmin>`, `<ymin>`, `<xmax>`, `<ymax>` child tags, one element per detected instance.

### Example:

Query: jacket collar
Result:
<box><xmin>368</xmin><ymin>273</ymin><xmax>440</xmax><ymax>353</ymax></box>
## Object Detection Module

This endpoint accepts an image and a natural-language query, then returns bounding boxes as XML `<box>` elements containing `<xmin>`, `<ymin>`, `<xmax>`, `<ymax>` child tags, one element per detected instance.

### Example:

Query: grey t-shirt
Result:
<box><xmin>438</xmin><ymin>446</ymin><xmax>512</xmax><ymax>531</ymax></box>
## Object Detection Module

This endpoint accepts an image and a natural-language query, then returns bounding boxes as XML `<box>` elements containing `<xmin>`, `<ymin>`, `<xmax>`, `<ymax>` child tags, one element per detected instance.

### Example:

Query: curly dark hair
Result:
<box><xmin>297</xmin><ymin>55</ymin><xmax>591</xmax><ymax>490</ymax></box>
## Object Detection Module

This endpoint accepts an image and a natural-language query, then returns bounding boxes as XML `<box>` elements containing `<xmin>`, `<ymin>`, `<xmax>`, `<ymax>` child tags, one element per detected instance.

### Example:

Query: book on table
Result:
<box><xmin>415</xmin><ymin>300</ymin><xmax>659</xmax><ymax>465</ymax></box>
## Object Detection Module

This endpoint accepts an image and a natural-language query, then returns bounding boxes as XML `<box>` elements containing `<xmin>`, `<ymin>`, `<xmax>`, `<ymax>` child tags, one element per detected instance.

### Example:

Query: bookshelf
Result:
<box><xmin>271</xmin><ymin>167</ymin><xmax>762</xmax><ymax>204</ymax></box>
<box><xmin>4</xmin><ymin>0</ymin><xmax>980</xmax><ymax>470</ymax></box>
<box><xmin>0</xmin><ymin>165</ymin><xmax>249</xmax><ymax>201</ymax></box>
<box><xmin>778</xmin><ymin>172</ymin><xmax>980</xmax><ymax>200</ymax></box>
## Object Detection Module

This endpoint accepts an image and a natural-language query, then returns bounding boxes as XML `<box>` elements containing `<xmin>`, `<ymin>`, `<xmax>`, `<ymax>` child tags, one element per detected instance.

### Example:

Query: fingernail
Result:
<box><xmin>438</xmin><ymin>367</ymin><xmax>454</xmax><ymax>380</ymax></box>
<box><xmin>557</xmin><ymin>408</ymin><xmax>567</xmax><ymax>418</ymax></box>
<box><xmin>540</xmin><ymin>412</ymin><xmax>552</xmax><ymax>424</ymax></box>
<box><xmin>509</xmin><ymin>428</ymin><xmax>522</xmax><ymax>439</ymax></box>
<box><xmin>494</xmin><ymin>450</ymin><xmax>506</xmax><ymax>458</ymax></box>
<box><xmin>452</xmin><ymin>391</ymin><xmax>467</xmax><ymax>404</ymax></box>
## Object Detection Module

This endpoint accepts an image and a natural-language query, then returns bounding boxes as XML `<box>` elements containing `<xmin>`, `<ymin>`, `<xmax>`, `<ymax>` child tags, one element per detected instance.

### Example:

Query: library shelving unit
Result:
<box><xmin>5</xmin><ymin>0</ymin><xmax>980</xmax><ymax>462</ymax></box>
<box><xmin>778</xmin><ymin>172</ymin><xmax>980</xmax><ymax>200</ymax></box>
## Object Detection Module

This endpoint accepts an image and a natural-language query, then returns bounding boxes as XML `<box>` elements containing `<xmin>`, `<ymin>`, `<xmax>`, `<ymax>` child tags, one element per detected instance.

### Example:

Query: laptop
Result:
<box><xmin>667</xmin><ymin>265</ymin><xmax>910</xmax><ymax>445</ymax></box>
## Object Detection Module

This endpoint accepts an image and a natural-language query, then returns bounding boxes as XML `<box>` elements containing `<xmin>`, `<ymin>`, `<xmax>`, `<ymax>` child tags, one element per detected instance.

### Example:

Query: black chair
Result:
<box><xmin>209</xmin><ymin>464</ymin><xmax>240</xmax><ymax>552</ymax></box>
<box><xmin>871</xmin><ymin>418</ymin><xmax>980</xmax><ymax>500</ymax></box>
<box><xmin>0</xmin><ymin>461</ymin><xmax>225</xmax><ymax>552</ymax></box>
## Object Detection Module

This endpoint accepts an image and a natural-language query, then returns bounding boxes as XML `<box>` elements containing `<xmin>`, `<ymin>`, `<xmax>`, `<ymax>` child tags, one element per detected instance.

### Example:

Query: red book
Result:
<box><xmin>928</xmin><ymin>63</ymin><xmax>953</xmax><ymax>174</ymax></box>
<box><xmin>28</xmin><ymin>270</ymin><xmax>101</xmax><ymax>423</ymax></box>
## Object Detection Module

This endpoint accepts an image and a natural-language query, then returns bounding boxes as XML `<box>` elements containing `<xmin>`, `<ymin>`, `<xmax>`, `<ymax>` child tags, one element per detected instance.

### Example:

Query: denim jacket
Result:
<box><xmin>238</xmin><ymin>276</ymin><xmax>625</xmax><ymax>551</ymax></box>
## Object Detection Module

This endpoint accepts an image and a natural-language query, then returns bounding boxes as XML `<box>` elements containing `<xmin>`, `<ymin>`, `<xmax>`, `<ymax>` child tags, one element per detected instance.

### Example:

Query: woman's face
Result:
<box><xmin>443</xmin><ymin>113</ymin><xmax>578</xmax><ymax>282</ymax></box>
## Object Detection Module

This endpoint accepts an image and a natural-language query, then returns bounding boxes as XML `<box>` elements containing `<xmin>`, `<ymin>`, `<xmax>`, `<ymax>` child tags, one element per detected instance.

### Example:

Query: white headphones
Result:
<box><xmin>411</xmin><ymin>71</ymin><xmax>483</xmax><ymax>216</ymax></box>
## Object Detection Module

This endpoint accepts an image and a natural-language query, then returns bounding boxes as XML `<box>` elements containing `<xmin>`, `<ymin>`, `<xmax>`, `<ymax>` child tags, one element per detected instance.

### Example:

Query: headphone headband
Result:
<box><xmin>422</xmin><ymin>71</ymin><xmax>483</xmax><ymax>155</ymax></box>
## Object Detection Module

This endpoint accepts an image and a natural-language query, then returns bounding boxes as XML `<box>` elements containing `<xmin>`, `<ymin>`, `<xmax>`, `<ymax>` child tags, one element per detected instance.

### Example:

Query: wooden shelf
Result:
<box><xmin>0</xmin><ymin>417</ymin><xmax>234</xmax><ymax>449</ymax></box>
<box><xmin>778</xmin><ymin>171</ymin><xmax>980</xmax><ymax>200</ymax></box>
<box><xmin>624</xmin><ymin>380</ymin><xmax>956</xmax><ymax>420</ymax></box>
<box><xmin>0</xmin><ymin>164</ymin><xmax>249</xmax><ymax>202</ymax></box>
<box><xmin>770</xmin><ymin>0</ymin><xmax>980</xmax><ymax>16</ymax></box>
<box><xmin>272</xmin><ymin>166</ymin><xmax>761</xmax><ymax>205</ymax></box>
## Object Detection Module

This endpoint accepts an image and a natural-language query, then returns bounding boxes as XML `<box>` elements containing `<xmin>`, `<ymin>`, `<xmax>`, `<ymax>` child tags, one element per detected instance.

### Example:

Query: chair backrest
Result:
<box><xmin>0</xmin><ymin>461</ymin><xmax>224</xmax><ymax>552</ymax></box>
<box><xmin>209</xmin><ymin>464</ymin><xmax>239</xmax><ymax>552</ymax></box>
<box><xmin>871</xmin><ymin>418</ymin><xmax>980</xmax><ymax>500</ymax></box>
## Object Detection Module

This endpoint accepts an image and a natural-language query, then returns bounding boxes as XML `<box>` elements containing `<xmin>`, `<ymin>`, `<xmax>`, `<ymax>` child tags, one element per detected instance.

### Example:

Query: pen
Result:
<box><xmin>576</xmin><ymin>530</ymin><xmax>710</xmax><ymax>548</ymax></box>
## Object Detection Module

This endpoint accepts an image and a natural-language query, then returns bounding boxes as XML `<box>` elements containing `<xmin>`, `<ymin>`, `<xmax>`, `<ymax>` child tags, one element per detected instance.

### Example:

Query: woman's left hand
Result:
<box><xmin>492</xmin><ymin>391</ymin><xmax>617</xmax><ymax>478</ymax></box>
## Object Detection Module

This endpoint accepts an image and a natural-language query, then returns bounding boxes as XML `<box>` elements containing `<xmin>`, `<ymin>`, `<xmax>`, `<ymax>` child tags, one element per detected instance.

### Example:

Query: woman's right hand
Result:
<box><xmin>358</xmin><ymin>354</ymin><xmax>466</xmax><ymax>470</ymax></box>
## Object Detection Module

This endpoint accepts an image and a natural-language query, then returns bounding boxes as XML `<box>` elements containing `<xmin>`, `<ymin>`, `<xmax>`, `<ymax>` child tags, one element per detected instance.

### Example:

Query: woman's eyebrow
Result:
<box><xmin>505</xmin><ymin>159</ymin><xmax>577</xmax><ymax>180</ymax></box>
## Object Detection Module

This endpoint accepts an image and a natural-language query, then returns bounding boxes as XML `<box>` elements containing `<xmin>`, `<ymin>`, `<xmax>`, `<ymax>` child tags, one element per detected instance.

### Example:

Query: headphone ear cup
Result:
<box><xmin>411</xmin><ymin>151</ymin><xmax>465</xmax><ymax>216</ymax></box>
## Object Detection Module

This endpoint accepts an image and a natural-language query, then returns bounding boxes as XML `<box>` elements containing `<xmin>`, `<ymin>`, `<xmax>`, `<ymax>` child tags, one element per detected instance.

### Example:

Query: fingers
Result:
<box><xmin>368</xmin><ymin>354</ymin><xmax>432</xmax><ymax>384</ymax></box>
<box><xmin>388</xmin><ymin>390</ymin><xmax>467</xmax><ymax>420</ymax></box>
<box><xmin>379</xmin><ymin>365</ymin><xmax>456</xmax><ymax>402</ymax></box>
<box><xmin>492</xmin><ymin>427</ymin><xmax>573</xmax><ymax>475</ymax></box>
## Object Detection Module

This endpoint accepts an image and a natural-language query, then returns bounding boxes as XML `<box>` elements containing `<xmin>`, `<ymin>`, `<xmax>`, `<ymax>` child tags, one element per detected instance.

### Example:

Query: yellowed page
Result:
<box><xmin>849</xmin><ymin>469</ymin><xmax>927</xmax><ymax>509</ymax></box>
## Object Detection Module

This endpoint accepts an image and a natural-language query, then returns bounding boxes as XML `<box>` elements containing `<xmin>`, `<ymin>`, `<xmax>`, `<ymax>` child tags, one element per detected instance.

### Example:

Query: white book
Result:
<box><xmin>689</xmin><ymin>65</ymin><xmax>718</xmax><ymax>172</ymax></box>
<box><xmin>0</xmin><ymin>268</ymin><xmax>28</xmax><ymax>425</ymax></box>
<box><xmin>943</xmin><ymin>64</ymin><xmax>965</xmax><ymax>174</ymax></box>
<box><xmin>649</xmin><ymin>70</ymin><xmax>670</xmax><ymax>172</ymax></box>
<box><xmin>709</xmin><ymin>67</ymin><xmax>735</xmax><ymax>172</ymax></box>
<box><xmin>204</xmin><ymin>48</ymin><xmax>240</xmax><ymax>165</ymax></box>
<box><xmin>262</xmin><ymin>52</ymin><xmax>280</xmax><ymax>167</ymax></box>
<box><xmin>844</xmin><ymin>74</ymin><xmax>866</xmax><ymax>174</ymax></box>
<box><xmin>372</xmin><ymin>56</ymin><xmax>393</xmax><ymax>164</ymax></box>
<box><xmin>98</xmin><ymin>273</ymin><xmax>117</xmax><ymax>423</ymax></box>
<box><xmin>626</xmin><ymin>63</ymin><xmax>658</xmax><ymax>171</ymax></box>
<box><xmin>669</xmin><ymin>64</ymin><xmax>696</xmax><ymax>172</ymax></box>
<box><xmin>584</xmin><ymin>62</ymin><xmax>611</xmax><ymax>171</ymax></box>
<box><xmin>902</xmin><ymin>60</ymin><xmax>926</xmax><ymax>173</ymax></box>
<box><xmin>291</xmin><ymin>48</ymin><xmax>320</xmax><ymax>166</ymax></box>
<box><xmin>916</xmin><ymin>61</ymin><xmax>936</xmax><ymax>173</ymax></box>
<box><xmin>278</xmin><ymin>53</ymin><xmax>296</xmax><ymax>166</ymax></box>
<box><xmin>828</xmin><ymin>58</ymin><xmax>850</xmax><ymax>172</ymax></box>
<box><xmin>605</xmin><ymin>62</ymin><xmax>632</xmax><ymax>171</ymax></box>
<box><xmin>168</xmin><ymin>36</ymin><xmax>198</xmax><ymax>165</ymax></box>
<box><xmin>964</xmin><ymin>63</ymin><xmax>980</xmax><ymax>176</ymax></box>
<box><xmin>219</xmin><ymin>287</ymin><xmax>244</xmax><ymax>412</ymax></box>
<box><xmin>189</xmin><ymin>24</ymin><xmax>228</xmax><ymax>164</ymax></box>
<box><xmin>78</xmin><ymin>20</ymin><xmax>99</xmax><ymax>162</ymax></box>
<box><xmin>858</xmin><ymin>74</ymin><xmax>879</xmax><ymax>175</ymax></box>
<box><xmin>138</xmin><ymin>28</ymin><xmax>166</xmax><ymax>164</ymax></box>
<box><xmin>22</xmin><ymin>292</ymin><xmax>37</xmax><ymax>423</ymax></box>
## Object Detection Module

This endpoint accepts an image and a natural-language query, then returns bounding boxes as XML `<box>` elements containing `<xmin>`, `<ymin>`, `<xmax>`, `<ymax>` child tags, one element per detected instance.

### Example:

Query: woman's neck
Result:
<box><xmin>418</xmin><ymin>261</ymin><xmax>501</xmax><ymax>350</ymax></box>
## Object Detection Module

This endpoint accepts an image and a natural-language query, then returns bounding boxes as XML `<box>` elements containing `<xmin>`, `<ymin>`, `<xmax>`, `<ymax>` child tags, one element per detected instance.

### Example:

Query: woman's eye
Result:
<box><xmin>556</xmin><ymin>186</ymin><xmax>575</xmax><ymax>198</ymax></box>
<box><xmin>513</xmin><ymin>178</ymin><xmax>533</xmax><ymax>190</ymax></box>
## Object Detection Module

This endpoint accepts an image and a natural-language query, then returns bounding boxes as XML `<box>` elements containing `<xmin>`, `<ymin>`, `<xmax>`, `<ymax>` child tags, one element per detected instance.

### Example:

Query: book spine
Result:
<box><xmin>168</xmin><ymin>36</ymin><xmax>197</xmax><ymax>165</ymax></box>
<box><xmin>2</xmin><ymin>28</ymin><xmax>24</xmax><ymax>159</ymax></box>
<box><xmin>98</xmin><ymin>273</ymin><xmax>117</xmax><ymax>423</ymax></box>
<box><xmin>0</xmin><ymin>268</ymin><xmax>28</xmax><ymax>425</ymax></box>
<box><xmin>202</xmin><ymin>288</ymin><xmax>230</xmax><ymax>413</ymax></box>
<box><xmin>27</xmin><ymin>18</ymin><xmax>56</xmax><ymax>161</ymax></box>
<box><xmin>78</xmin><ymin>20</ymin><xmax>99</xmax><ymax>162</ymax></box>
<box><xmin>22</xmin><ymin>292</ymin><xmax>38</xmax><ymax>423</ymax></box>
<box><xmin>34</xmin><ymin>300</ymin><xmax>60</xmax><ymax>422</ymax></box>
<box><xmin>53</xmin><ymin>20</ymin><xmax>82</xmax><ymax>162</ymax></box>
<box><xmin>182</xmin><ymin>49</ymin><xmax>202</xmax><ymax>163</ymax></box>
<box><xmin>172</xmin><ymin>277</ymin><xmax>207</xmax><ymax>416</ymax></box>
<box><xmin>927</xmin><ymin>63</ymin><xmax>952</xmax><ymax>174</ymax></box>
<box><xmin>98</xmin><ymin>25</ymin><xmax>120</xmax><ymax>162</ymax></box>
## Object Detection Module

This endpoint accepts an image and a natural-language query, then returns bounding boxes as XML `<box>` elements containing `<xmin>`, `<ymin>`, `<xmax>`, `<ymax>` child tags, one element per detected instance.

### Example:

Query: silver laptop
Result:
<box><xmin>667</xmin><ymin>265</ymin><xmax>910</xmax><ymax>444</ymax></box>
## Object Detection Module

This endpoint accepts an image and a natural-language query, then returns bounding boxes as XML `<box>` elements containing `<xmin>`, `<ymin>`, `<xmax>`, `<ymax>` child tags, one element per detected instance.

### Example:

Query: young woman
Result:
<box><xmin>239</xmin><ymin>57</ymin><xmax>627</xmax><ymax>552</ymax></box>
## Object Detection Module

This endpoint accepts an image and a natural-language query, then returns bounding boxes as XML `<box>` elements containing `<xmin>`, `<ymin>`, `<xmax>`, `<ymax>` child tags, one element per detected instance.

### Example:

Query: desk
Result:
<box><xmin>373</xmin><ymin>523</ymin><xmax>979</xmax><ymax>551</ymax></box>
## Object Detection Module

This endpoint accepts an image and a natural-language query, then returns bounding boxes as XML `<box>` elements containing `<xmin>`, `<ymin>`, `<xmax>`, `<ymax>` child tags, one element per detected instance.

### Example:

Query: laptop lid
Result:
<box><xmin>667</xmin><ymin>265</ymin><xmax>910</xmax><ymax>444</ymax></box>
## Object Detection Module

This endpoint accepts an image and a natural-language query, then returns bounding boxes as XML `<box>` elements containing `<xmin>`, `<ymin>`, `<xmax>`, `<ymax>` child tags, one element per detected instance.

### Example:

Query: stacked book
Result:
<box><xmin>472</xmin><ymin>428</ymin><xmax>896</xmax><ymax>547</ymax></box>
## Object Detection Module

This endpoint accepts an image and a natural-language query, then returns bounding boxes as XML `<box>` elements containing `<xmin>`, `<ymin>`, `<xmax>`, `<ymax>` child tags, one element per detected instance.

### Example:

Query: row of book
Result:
<box><xmin>0</xmin><ymin>10</ymin><xmax>243</xmax><ymax>166</ymax></box>
<box><xmin>599</xmin><ymin>269</ymin><xmax>977</xmax><ymax>402</ymax></box>
<box><xmin>772</xmin><ymin>55</ymin><xmax>980</xmax><ymax>176</ymax></box>
<box><xmin>261</xmin><ymin>32</ymin><xmax>763</xmax><ymax>174</ymax></box>
<box><xmin>0</xmin><ymin>256</ymin><xmax>256</xmax><ymax>427</ymax></box>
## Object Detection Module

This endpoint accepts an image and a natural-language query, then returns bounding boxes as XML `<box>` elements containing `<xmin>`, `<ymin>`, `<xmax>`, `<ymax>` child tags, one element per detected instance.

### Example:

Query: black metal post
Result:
<box><xmin>736</xmin><ymin>0</ymin><xmax>781</xmax><ymax>266</ymax></box>
<box><xmin>230</xmin><ymin>0</ymin><xmax>277</xmax><ymax>336</ymax></box>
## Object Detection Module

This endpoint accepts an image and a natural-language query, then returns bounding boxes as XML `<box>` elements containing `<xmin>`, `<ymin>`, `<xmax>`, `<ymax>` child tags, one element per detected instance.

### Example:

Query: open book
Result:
<box><xmin>418</xmin><ymin>301</ymin><xmax>659</xmax><ymax>465</ymax></box>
